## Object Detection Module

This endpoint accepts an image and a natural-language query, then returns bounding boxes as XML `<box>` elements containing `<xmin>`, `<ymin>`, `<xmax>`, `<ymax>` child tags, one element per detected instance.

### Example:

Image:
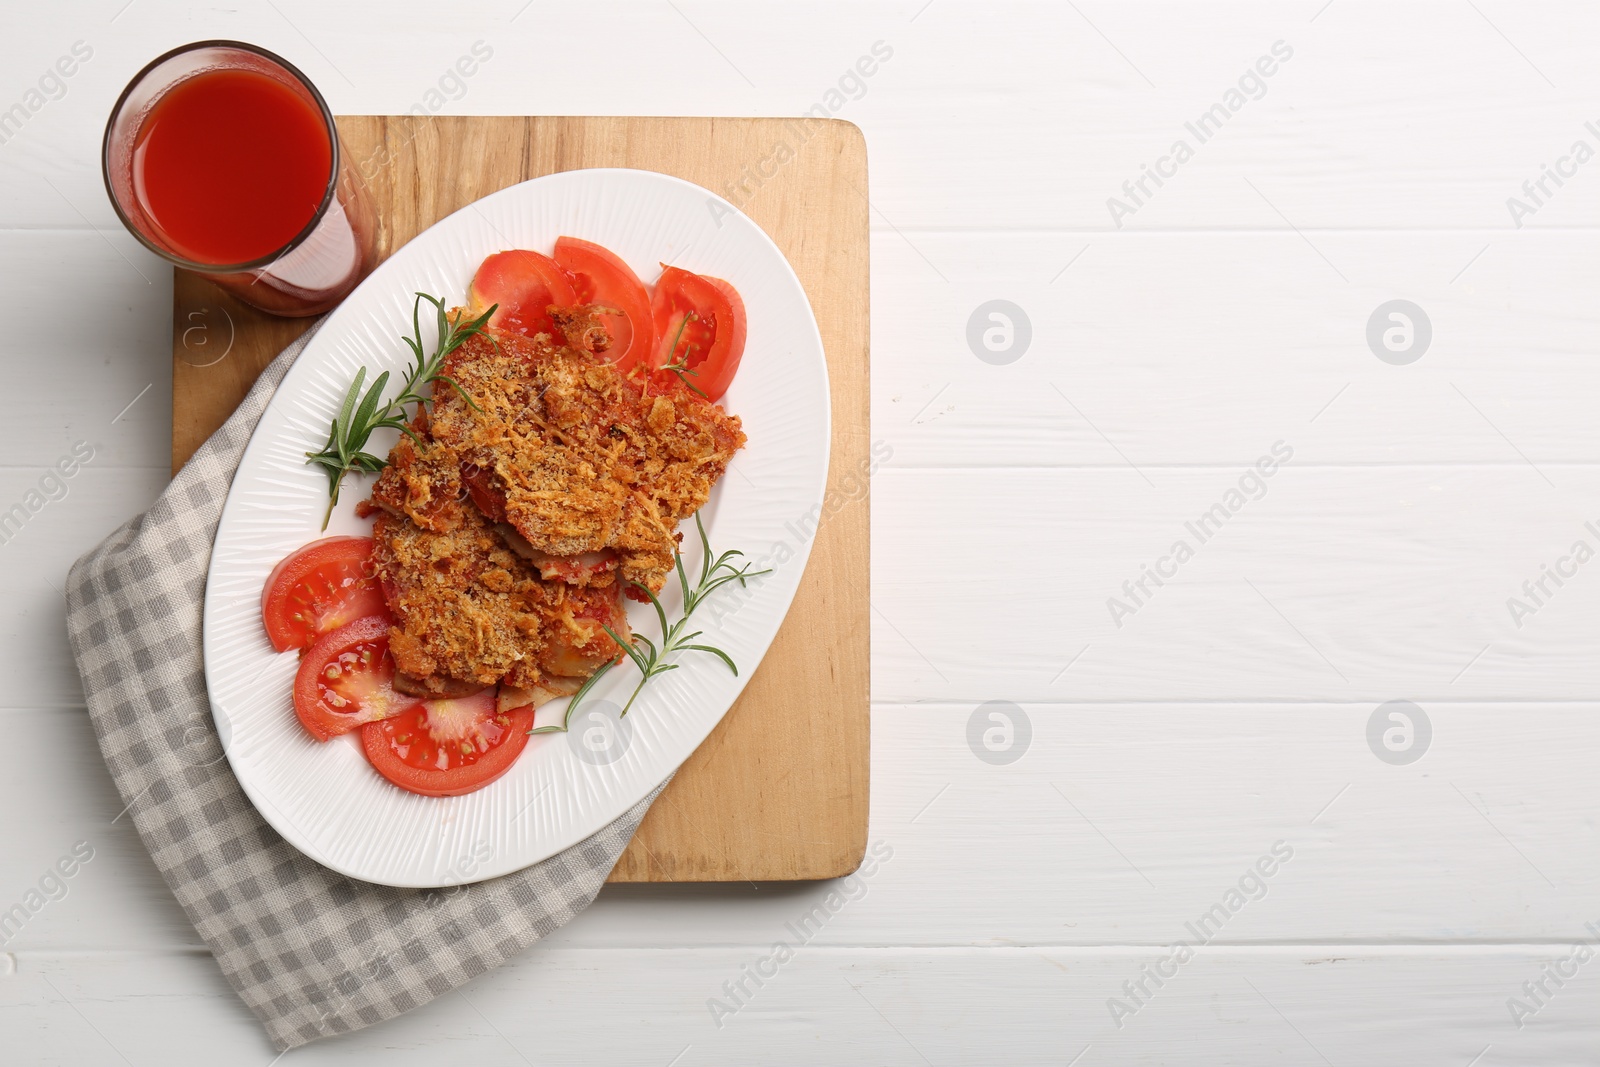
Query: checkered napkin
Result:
<box><xmin>64</xmin><ymin>328</ymin><xmax>666</xmax><ymax>1051</ymax></box>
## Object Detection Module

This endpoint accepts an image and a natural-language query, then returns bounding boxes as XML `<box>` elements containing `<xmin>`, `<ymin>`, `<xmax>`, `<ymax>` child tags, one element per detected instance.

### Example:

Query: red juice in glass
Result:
<box><xmin>104</xmin><ymin>41</ymin><xmax>376</xmax><ymax>316</ymax></box>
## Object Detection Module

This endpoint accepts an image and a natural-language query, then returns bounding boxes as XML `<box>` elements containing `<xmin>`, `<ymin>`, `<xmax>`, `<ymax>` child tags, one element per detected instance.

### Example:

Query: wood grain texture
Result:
<box><xmin>169</xmin><ymin>116</ymin><xmax>869</xmax><ymax>882</ymax></box>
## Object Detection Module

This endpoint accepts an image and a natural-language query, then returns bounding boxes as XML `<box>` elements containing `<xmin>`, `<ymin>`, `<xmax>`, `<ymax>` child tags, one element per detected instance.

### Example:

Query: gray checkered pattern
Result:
<box><xmin>64</xmin><ymin>329</ymin><xmax>667</xmax><ymax>1051</ymax></box>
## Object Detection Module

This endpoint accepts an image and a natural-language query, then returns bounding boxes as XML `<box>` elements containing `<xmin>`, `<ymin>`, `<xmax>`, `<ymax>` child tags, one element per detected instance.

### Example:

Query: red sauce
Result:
<box><xmin>131</xmin><ymin>68</ymin><xmax>331</xmax><ymax>266</ymax></box>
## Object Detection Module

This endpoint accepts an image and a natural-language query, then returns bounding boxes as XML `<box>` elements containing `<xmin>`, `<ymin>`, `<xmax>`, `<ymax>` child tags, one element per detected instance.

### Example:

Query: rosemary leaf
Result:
<box><xmin>304</xmin><ymin>293</ymin><xmax>496</xmax><ymax>529</ymax></box>
<box><xmin>533</xmin><ymin>511</ymin><xmax>773</xmax><ymax>734</ymax></box>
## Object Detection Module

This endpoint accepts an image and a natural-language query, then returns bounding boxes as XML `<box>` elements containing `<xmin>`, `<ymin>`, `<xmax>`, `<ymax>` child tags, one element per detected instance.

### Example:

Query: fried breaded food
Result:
<box><xmin>426</xmin><ymin>318</ymin><xmax>745</xmax><ymax>595</ymax></box>
<box><xmin>361</xmin><ymin>305</ymin><xmax>743</xmax><ymax>695</ymax></box>
<box><xmin>364</xmin><ymin>412</ymin><xmax>463</xmax><ymax>533</ymax></box>
<box><xmin>369</xmin><ymin>507</ymin><xmax>547</xmax><ymax>691</ymax></box>
<box><xmin>369</xmin><ymin>506</ymin><xmax>631</xmax><ymax>696</ymax></box>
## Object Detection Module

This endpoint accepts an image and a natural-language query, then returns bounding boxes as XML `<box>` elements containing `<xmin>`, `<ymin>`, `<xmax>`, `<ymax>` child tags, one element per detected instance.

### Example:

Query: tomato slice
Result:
<box><xmin>360</xmin><ymin>688</ymin><xmax>536</xmax><ymax>796</ymax></box>
<box><xmin>261</xmin><ymin>536</ymin><xmax>386</xmax><ymax>652</ymax></box>
<box><xmin>553</xmin><ymin>236</ymin><xmax>655</xmax><ymax>372</ymax></box>
<box><xmin>469</xmin><ymin>249</ymin><xmax>578</xmax><ymax>340</ymax></box>
<box><xmin>650</xmin><ymin>265</ymin><xmax>747</xmax><ymax>402</ymax></box>
<box><xmin>293</xmin><ymin>616</ymin><xmax>422</xmax><ymax>741</ymax></box>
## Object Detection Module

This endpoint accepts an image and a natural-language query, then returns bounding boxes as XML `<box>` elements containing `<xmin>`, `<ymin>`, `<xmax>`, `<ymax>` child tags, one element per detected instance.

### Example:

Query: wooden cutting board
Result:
<box><xmin>171</xmin><ymin>116</ymin><xmax>869</xmax><ymax>882</ymax></box>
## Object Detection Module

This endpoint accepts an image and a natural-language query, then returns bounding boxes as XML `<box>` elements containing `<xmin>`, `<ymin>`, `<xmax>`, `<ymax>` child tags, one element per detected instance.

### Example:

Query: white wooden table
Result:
<box><xmin>4</xmin><ymin>1</ymin><xmax>1599</xmax><ymax>1062</ymax></box>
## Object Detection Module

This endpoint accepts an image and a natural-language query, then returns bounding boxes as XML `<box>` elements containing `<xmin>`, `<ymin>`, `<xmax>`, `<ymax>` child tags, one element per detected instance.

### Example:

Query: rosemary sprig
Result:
<box><xmin>305</xmin><ymin>293</ymin><xmax>493</xmax><ymax>527</ymax></box>
<box><xmin>531</xmin><ymin>512</ymin><xmax>771</xmax><ymax>735</ymax></box>
<box><xmin>660</xmin><ymin>311</ymin><xmax>707</xmax><ymax>397</ymax></box>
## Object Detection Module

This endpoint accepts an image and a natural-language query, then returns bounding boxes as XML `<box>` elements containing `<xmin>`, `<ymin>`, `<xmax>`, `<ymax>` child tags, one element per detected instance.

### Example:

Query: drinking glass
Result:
<box><xmin>103</xmin><ymin>40</ymin><xmax>376</xmax><ymax>317</ymax></box>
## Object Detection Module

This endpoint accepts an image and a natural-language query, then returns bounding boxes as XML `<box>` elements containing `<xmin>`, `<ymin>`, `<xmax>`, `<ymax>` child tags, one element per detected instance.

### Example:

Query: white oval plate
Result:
<box><xmin>203</xmin><ymin>168</ymin><xmax>829</xmax><ymax>888</ymax></box>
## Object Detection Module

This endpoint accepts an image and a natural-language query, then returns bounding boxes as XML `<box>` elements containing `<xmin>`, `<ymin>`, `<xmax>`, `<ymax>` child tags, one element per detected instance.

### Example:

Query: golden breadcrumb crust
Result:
<box><xmin>360</xmin><ymin>308</ymin><xmax>744</xmax><ymax>694</ymax></box>
<box><xmin>427</xmin><ymin>323</ymin><xmax>745</xmax><ymax>592</ymax></box>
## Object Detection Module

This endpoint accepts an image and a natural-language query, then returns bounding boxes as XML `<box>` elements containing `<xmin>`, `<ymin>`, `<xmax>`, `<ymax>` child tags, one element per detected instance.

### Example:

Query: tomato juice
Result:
<box><xmin>104</xmin><ymin>42</ymin><xmax>376</xmax><ymax>315</ymax></box>
<box><xmin>131</xmin><ymin>67</ymin><xmax>332</xmax><ymax>267</ymax></box>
